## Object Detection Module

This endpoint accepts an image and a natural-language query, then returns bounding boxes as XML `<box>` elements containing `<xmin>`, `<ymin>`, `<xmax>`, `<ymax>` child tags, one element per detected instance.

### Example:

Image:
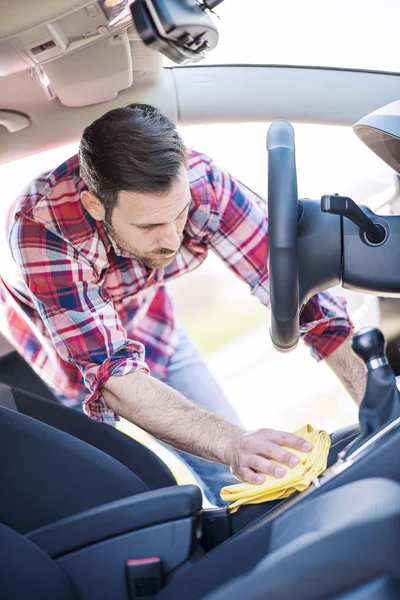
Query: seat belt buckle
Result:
<box><xmin>125</xmin><ymin>557</ymin><xmax>163</xmax><ymax>599</ymax></box>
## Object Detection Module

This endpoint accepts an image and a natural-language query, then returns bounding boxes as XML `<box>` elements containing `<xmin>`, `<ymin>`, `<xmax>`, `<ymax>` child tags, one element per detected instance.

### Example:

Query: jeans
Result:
<box><xmin>155</xmin><ymin>327</ymin><xmax>243</xmax><ymax>506</ymax></box>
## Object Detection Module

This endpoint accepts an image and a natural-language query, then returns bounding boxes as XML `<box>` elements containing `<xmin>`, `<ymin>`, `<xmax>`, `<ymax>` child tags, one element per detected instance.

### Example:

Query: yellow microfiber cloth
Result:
<box><xmin>220</xmin><ymin>425</ymin><xmax>331</xmax><ymax>513</ymax></box>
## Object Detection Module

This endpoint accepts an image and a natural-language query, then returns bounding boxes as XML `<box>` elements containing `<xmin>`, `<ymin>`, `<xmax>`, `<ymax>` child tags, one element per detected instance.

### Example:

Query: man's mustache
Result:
<box><xmin>149</xmin><ymin>235</ymin><xmax>184</xmax><ymax>257</ymax></box>
<box><xmin>152</xmin><ymin>248</ymin><xmax>176</xmax><ymax>256</ymax></box>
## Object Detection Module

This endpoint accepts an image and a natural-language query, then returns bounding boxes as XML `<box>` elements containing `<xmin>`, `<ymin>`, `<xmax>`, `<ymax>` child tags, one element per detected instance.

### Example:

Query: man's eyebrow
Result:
<box><xmin>135</xmin><ymin>201</ymin><xmax>191</xmax><ymax>228</ymax></box>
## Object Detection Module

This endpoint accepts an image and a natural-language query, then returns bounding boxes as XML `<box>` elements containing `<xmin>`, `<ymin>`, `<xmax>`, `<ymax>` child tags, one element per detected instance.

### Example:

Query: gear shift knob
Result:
<box><xmin>351</xmin><ymin>327</ymin><xmax>388</xmax><ymax>369</ymax></box>
<box><xmin>341</xmin><ymin>327</ymin><xmax>400</xmax><ymax>460</ymax></box>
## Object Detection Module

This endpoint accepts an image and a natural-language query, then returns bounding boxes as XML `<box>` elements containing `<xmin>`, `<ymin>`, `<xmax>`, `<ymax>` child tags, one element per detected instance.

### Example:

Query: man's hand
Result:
<box><xmin>226</xmin><ymin>428</ymin><xmax>313</xmax><ymax>484</ymax></box>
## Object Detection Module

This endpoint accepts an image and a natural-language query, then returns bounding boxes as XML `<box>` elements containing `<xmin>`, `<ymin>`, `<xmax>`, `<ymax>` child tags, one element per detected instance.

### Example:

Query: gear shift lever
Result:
<box><xmin>352</xmin><ymin>327</ymin><xmax>388</xmax><ymax>373</ymax></box>
<box><xmin>341</xmin><ymin>327</ymin><xmax>400</xmax><ymax>459</ymax></box>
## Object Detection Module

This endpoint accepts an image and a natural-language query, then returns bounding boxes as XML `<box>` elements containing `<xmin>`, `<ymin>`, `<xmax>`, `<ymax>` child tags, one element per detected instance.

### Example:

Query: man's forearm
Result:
<box><xmin>102</xmin><ymin>371</ymin><xmax>242</xmax><ymax>464</ymax></box>
<box><xmin>325</xmin><ymin>336</ymin><xmax>367</xmax><ymax>406</ymax></box>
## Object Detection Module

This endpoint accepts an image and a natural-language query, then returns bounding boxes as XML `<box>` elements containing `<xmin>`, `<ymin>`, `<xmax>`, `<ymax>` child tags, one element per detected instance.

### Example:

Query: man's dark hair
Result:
<box><xmin>79</xmin><ymin>103</ymin><xmax>187</xmax><ymax>220</ymax></box>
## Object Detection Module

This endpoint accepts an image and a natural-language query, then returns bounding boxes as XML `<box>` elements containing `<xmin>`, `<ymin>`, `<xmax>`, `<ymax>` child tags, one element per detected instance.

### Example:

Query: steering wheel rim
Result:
<box><xmin>267</xmin><ymin>120</ymin><xmax>300</xmax><ymax>352</ymax></box>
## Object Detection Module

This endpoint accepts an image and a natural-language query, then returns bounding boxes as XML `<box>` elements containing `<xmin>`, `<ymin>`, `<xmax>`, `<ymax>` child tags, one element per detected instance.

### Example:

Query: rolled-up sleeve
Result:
<box><xmin>10</xmin><ymin>217</ymin><xmax>149</xmax><ymax>421</ymax></box>
<box><xmin>299</xmin><ymin>291</ymin><xmax>354</xmax><ymax>361</ymax></box>
<box><xmin>201</xmin><ymin>157</ymin><xmax>353</xmax><ymax>361</ymax></box>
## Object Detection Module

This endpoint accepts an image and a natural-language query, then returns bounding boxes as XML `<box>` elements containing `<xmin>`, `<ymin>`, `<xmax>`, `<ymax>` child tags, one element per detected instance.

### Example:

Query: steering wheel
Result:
<box><xmin>267</xmin><ymin>120</ymin><xmax>300</xmax><ymax>352</ymax></box>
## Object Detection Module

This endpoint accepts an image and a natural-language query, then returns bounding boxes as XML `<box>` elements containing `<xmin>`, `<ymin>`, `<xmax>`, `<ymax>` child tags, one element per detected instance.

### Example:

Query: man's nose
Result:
<box><xmin>159</xmin><ymin>223</ymin><xmax>181</xmax><ymax>252</ymax></box>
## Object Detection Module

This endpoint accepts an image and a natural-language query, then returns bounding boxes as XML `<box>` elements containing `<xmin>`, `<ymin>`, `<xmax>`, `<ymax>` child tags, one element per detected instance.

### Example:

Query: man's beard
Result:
<box><xmin>105</xmin><ymin>221</ymin><xmax>182</xmax><ymax>269</ymax></box>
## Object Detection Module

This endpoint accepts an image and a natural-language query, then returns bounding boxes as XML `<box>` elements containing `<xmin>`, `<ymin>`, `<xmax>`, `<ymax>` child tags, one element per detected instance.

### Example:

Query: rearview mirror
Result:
<box><xmin>131</xmin><ymin>0</ymin><xmax>221</xmax><ymax>64</ymax></box>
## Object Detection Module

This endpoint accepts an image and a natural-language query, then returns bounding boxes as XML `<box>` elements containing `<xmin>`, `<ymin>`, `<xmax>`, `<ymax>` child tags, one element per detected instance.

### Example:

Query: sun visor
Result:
<box><xmin>42</xmin><ymin>31</ymin><xmax>132</xmax><ymax>107</ymax></box>
<box><xmin>353</xmin><ymin>100</ymin><xmax>400</xmax><ymax>174</ymax></box>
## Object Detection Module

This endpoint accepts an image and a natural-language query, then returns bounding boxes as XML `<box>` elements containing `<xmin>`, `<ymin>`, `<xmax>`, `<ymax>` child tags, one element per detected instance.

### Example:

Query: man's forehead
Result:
<box><xmin>121</xmin><ymin>166</ymin><xmax>188</xmax><ymax>200</ymax></box>
<box><xmin>118</xmin><ymin>186</ymin><xmax>189</xmax><ymax>209</ymax></box>
<box><xmin>116</xmin><ymin>179</ymin><xmax>191</xmax><ymax>222</ymax></box>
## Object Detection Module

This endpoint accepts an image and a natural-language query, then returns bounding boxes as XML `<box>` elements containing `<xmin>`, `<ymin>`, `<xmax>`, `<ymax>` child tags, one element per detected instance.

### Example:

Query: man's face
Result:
<box><xmin>106</xmin><ymin>167</ymin><xmax>191</xmax><ymax>269</ymax></box>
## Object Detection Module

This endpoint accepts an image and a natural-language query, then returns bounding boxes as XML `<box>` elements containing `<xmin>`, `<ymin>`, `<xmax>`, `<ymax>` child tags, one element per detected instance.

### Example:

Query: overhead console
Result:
<box><xmin>0</xmin><ymin>1</ymin><xmax>133</xmax><ymax>76</ymax></box>
<box><xmin>0</xmin><ymin>0</ymin><xmax>137</xmax><ymax>106</ymax></box>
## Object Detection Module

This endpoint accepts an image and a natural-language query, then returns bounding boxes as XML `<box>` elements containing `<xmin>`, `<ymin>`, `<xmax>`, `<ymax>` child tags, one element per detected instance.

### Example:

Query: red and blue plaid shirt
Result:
<box><xmin>0</xmin><ymin>151</ymin><xmax>353</xmax><ymax>421</ymax></box>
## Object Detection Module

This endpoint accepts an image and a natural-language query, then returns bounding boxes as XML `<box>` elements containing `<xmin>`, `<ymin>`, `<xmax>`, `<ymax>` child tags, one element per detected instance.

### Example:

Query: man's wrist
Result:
<box><xmin>216</xmin><ymin>422</ymin><xmax>243</xmax><ymax>466</ymax></box>
<box><xmin>325</xmin><ymin>335</ymin><xmax>367</xmax><ymax>405</ymax></box>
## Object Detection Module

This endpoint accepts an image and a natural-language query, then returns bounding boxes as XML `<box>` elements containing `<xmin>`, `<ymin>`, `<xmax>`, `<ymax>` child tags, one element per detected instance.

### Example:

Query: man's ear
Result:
<box><xmin>81</xmin><ymin>190</ymin><xmax>106</xmax><ymax>221</ymax></box>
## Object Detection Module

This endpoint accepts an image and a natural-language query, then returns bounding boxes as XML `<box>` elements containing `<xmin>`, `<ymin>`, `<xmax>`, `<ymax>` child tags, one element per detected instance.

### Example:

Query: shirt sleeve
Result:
<box><xmin>9</xmin><ymin>217</ymin><xmax>150</xmax><ymax>421</ymax></box>
<box><xmin>202</xmin><ymin>157</ymin><xmax>353</xmax><ymax>360</ymax></box>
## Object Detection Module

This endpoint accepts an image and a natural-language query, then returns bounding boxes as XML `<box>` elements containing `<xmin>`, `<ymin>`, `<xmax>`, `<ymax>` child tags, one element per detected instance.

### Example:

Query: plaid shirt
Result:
<box><xmin>0</xmin><ymin>151</ymin><xmax>353</xmax><ymax>422</ymax></box>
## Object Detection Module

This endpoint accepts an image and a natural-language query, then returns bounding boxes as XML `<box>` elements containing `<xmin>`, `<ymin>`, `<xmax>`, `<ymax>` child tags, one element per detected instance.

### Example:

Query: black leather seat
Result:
<box><xmin>0</xmin><ymin>347</ymin><xmax>179</xmax><ymax>490</ymax></box>
<box><xmin>0</xmin><ymin>402</ymin><xmax>151</xmax><ymax>532</ymax></box>
<box><xmin>0</xmin><ymin>380</ymin><xmax>176</xmax><ymax>492</ymax></box>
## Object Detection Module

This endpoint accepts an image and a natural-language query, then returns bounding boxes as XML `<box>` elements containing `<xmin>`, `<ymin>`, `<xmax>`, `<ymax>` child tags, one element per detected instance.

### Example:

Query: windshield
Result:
<box><xmin>172</xmin><ymin>0</ymin><xmax>400</xmax><ymax>73</ymax></box>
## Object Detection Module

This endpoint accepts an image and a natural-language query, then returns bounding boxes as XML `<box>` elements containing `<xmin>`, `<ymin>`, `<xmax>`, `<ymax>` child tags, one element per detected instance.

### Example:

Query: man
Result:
<box><xmin>0</xmin><ymin>103</ymin><xmax>366</xmax><ymax>506</ymax></box>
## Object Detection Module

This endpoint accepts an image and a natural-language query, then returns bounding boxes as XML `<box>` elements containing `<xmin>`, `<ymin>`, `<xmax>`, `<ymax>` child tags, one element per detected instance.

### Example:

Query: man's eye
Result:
<box><xmin>137</xmin><ymin>225</ymin><xmax>154</xmax><ymax>231</ymax></box>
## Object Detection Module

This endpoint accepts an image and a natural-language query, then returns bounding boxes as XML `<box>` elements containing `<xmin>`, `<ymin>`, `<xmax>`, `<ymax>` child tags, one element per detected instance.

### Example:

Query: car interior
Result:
<box><xmin>2</xmin><ymin>1</ymin><xmax>400</xmax><ymax>599</ymax></box>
